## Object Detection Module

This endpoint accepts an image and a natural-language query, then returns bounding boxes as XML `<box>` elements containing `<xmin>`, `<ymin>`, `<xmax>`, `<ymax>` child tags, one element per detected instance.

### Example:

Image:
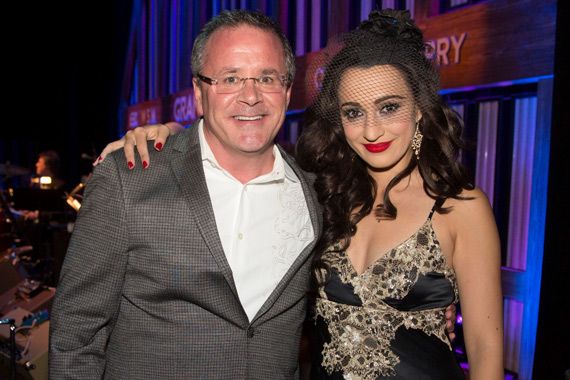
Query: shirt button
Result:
<box><xmin>238</xmin><ymin>233</ymin><xmax>243</xmax><ymax>240</ymax></box>
<box><xmin>247</xmin><ymin>327</ymin><xmax>255</xmax><ymax>338</ymax></box>
<box><xmin>243</xmin><ymin>185</ymin><xmax>248</xmax><ymax>192</ymax></box>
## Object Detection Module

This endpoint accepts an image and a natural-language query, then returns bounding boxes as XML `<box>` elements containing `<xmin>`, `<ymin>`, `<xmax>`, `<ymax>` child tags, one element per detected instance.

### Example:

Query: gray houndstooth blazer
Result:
<box><xmin>49</xmin><ymin>121</ymin><xmax>322</xmax><ymax>380</ymax></box>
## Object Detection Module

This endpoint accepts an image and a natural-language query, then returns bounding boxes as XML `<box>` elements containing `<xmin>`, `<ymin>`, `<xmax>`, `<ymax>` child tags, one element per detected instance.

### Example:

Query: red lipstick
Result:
<box><xmin>363</xmin><ymin>141</ymin><xmax>392</xmax><ymax>153</ymax></box>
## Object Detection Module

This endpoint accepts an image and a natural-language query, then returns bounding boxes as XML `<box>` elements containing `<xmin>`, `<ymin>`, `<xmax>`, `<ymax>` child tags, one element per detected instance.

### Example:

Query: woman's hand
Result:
<box><xmin>94</xmin><ymin>122</ymin><xmax>184</xmax><ymax>168</ymax></box>
<box><xmin>445</xmin><ymin>303</ymin><xmax>457</xmax><ymax>342</ymax></box>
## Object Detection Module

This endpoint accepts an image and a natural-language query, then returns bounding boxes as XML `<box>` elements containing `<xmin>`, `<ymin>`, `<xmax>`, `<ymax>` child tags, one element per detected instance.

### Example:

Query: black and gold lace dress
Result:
<box><xmin>311</xmin><ymin>204</ymin><xmax>465</xmax><ymax>379</ymax></box>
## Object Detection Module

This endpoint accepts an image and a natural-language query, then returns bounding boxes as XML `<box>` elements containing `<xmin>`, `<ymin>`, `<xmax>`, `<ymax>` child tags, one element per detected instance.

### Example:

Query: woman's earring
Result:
<box><xmin>411</xmin><ymin>121</ymin><xmax>423</xmax><ymax>160</ymax></box>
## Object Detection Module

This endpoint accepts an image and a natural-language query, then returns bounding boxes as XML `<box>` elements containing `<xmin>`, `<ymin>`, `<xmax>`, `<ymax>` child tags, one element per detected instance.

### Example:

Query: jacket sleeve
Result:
<box><xmin>49</xmin><ymin>153</ymin><xmax>129</xmax><ymax>380</ymax></box>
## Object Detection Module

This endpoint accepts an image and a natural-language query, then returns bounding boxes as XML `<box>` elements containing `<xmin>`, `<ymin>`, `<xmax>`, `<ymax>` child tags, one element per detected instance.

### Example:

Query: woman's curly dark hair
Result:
<box><xmin>295</xmin><ymin>9</ymin><xmax>473</xmax><ymax>288</ymax></box>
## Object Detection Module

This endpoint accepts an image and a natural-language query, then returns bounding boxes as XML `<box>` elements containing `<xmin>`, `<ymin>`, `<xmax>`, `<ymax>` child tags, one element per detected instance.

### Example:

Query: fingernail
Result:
<box><xmin>98</xmin><ymin>156</ymin><xmax>102</xmax><ymax>161</ymax></box>
<box><xmin>155</xmin><ymin>142</ymin><xmax>163</xmax><ymax>151</ymax></box>
<box><xmin>143</xmin><ymin>161</ymin><xmax>148</xmax><ymax>169</ymax></box>
<box><xmin>128</xmin><ymin>161</ymin><xmax>134</xmax><ymax>169</ymax></box>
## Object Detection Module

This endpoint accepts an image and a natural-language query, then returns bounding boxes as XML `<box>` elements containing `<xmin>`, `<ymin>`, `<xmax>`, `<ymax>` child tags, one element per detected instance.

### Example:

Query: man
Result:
<box><xmin>49</xmin><ymin>10</ymin><xmax>321</xmax><ymax>379</ymax></box>
<box><xmin>35</xmin><ymin>150</ymin><xmax>64</xmax><ymax>189</ymax></box>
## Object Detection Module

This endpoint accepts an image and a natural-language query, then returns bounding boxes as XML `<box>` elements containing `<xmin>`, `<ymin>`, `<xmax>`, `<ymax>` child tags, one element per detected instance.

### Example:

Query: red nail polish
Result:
<box><xmin>98</xmin><ymin>156</ymin><xmax>102</xmax><ymax>161</ymax></box>
<box><xmin>143</xmin><ymin>161</ymin><xmax>148</xmax><ymax>169</ymax></box>
<box><xmin>155</xmin><ymin>142</ymin><xmax>163</xmax><ymax>151</ymax></box>
<box><xmin>128</xmin><ymin>161</ymin><xmax>134</xmax><ymax>169</ymax></box>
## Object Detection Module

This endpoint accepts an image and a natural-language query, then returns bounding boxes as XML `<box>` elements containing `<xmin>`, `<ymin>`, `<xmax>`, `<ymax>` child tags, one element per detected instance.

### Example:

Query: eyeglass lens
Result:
<box><xmin>215</xmin><ymin>74</ymin><xmax>285</xmax><ymax>94</ymax></box>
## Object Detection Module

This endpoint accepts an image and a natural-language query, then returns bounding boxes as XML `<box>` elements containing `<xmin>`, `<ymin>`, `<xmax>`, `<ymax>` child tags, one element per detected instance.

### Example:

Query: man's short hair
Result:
<box><xmin>39</xmin><ymin>150</ymin><xmax>60</xmax><ymax>176</ymax></box>
<box><xmin>191</xmin><ymin>10</ymin><xmax>295</xmax><ymax>80</ymax></box>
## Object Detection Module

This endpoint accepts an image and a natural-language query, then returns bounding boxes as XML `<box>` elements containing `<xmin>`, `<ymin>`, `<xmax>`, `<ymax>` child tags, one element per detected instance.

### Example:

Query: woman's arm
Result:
<box><xmin>94</xmin><ymin>122</ymin><xmax>184</xmax><ymax>168</ymax></box>
<box><xmin>451</xmin><ymin>187</ymin><xmax>504</xmax><ymax>380</ymax></box>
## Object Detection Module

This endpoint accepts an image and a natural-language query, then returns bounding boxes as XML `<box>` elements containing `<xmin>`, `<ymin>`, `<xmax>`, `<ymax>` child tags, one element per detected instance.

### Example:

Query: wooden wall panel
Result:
<box><xmin>416</xmin><ymin>0</ymin><xmax>556</xmax><ymax>90</ymax></box>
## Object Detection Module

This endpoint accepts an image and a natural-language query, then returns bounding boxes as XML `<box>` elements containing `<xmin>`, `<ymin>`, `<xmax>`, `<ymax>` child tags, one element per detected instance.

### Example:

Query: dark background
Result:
<box><xmin>3</xmin><ymin>2</ymin><xmax>133</xmax><ymax>187</ymax></box>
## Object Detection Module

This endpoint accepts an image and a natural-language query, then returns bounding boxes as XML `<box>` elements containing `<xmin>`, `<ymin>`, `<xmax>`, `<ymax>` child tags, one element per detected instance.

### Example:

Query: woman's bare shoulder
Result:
<box><xmin>443</xmin><ymin>186</ymin><xmax>491</xmax><ymax>213</ymax></box>
<box><xmin>440</xmin><ymin>186</ymin><xmax>496</xmax><ymax>238</ymax></box>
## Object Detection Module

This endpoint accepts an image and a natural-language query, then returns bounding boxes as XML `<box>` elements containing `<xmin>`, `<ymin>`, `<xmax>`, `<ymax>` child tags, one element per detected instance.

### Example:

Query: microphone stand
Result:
<box><xmin>0</xmin><ymin>318</ymin><xmax>16</xmax><ymax>380</ymax></box>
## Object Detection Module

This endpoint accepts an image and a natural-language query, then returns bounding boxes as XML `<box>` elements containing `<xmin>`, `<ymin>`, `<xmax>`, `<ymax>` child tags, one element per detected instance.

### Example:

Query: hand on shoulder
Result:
<box><xmin>94</xmin><ymin>122</ymin><xmax>184</xmax><ymax>169</ymax></box>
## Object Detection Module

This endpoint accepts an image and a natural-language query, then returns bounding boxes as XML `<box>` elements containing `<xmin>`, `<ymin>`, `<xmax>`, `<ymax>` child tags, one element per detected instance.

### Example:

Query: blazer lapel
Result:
<box><xmin>251</xmin><ymin>146</ymin><xmax>323</xmax><ymax>324</ymax></box>
<box><xmin>170</xmin><ymin>123</ymin><xmax>241</xmax><ymax>301</ymax></box>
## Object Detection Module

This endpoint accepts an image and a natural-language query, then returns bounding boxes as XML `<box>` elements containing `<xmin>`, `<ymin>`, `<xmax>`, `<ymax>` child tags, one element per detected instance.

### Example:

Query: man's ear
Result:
<box><xmin>193</xmin><ymin>77</ymin><xmax>204</xmax><ymax>116</ymax></box>
<box><xmin>285</xmin><ymin>82</ymin><xmax>293</xmax><ymax>109</ymax></box>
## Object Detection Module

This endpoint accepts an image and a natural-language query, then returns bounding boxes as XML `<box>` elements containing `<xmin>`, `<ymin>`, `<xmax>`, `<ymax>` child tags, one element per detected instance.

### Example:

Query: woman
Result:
<box><xmin>97</xmin><ymin>9</ymin><xmax>503</xmax><ymax>379</ymax></box>
<box><xmin>294</xmin><ymin>9</ymin><xmax>503</xmax><ymax>379</ymax></box>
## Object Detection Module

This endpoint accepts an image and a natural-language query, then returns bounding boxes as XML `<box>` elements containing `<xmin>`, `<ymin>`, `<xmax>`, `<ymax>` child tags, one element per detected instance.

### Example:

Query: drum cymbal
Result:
<box><xmin>0</xmin><ymin>163</ymin><xmax>30</xmax><ymax>176</ymax></box>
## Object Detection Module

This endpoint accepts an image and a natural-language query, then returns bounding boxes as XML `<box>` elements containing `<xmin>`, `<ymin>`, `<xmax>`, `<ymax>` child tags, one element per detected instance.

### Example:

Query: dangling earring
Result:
<box><xmin>411</xmin><ymin>121</ymin><xmax>423</xmax><ymax>160</ymax></box>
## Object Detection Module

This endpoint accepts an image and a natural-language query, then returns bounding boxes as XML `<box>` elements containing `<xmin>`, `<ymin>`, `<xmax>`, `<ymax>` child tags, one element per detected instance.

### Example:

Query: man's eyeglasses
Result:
<box><xmin>197</xmin><ymin>73</ymin><xmax>291</xmax><ymax>94</ymax></box>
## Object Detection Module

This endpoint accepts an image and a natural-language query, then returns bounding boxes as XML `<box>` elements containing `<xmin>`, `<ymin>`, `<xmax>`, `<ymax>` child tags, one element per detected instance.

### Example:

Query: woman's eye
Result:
<box><xmin>380</xmin><ymin>103</ymin><xmax>400</xmax><ymax>114</ymax></box>
<box><xmin>342</xmin><ymin>109</ymin><xmax>363</xmax><ymax>119</ymax></box>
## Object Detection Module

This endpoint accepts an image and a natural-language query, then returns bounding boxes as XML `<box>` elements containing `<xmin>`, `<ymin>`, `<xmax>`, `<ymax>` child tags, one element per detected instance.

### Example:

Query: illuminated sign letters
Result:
<box><xmin>129</xmin><ymin>111</ymin><xmax>139</xmax><ymax>128</ymax></box>
<box><xmin>426</xmin><ymin>32</ymin><xmax>467</xmax><ymax>66</ymax></box>
<box><xmin>173</xmin><ymin>95</ymin><xmax>197</xmax><ymax>123</ymax></box>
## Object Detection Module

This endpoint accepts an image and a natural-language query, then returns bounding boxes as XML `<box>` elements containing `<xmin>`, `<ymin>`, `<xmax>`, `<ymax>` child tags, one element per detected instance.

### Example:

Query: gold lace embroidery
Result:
<box><xmin>316</xmin><ymin>219</ymin><xmax>458</xmax><ymax>379</ymax></box>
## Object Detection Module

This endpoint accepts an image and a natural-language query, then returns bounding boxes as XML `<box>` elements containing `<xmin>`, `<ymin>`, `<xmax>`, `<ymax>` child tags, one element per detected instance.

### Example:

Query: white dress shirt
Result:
<box><xmin>199</xmin><ymin>121</ymin><xmax>314</xmax><ymax>321</ymax></box>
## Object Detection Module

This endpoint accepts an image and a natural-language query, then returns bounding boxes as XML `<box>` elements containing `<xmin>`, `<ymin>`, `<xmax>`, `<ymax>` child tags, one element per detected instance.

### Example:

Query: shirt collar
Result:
<box><xmin>198</xmin><ymin>119</ymin><xmax>299</xmax><ymax>184</ymax></box>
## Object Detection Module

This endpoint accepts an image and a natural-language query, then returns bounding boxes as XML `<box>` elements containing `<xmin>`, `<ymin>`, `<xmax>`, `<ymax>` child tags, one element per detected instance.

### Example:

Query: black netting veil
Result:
<box><xmin>305</xmin><ymin>9</ymin><xmax>441</xmax><ymax>131</ymax></box>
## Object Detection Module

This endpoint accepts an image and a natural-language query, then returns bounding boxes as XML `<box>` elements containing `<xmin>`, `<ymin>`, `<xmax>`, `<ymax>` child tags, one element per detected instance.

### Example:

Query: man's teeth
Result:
<box><xmin>234</xmin><ymin>116</ymin><xmax>263</xmax><ymax>121</ymax></box>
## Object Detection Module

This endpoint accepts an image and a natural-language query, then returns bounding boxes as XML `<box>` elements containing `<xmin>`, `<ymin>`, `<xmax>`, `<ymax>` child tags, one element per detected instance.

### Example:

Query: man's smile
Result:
<box><xmin>233</xmin><ymin>115</ymin><xmax>264</xmax><ymax>121</ymax></box>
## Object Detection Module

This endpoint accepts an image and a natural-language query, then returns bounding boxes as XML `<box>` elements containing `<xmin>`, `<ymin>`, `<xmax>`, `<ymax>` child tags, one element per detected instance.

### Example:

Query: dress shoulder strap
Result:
<box><xmin>428</xmin><ymin>198</ymin><xmax>446</xmax><ymax>221</ymax></box>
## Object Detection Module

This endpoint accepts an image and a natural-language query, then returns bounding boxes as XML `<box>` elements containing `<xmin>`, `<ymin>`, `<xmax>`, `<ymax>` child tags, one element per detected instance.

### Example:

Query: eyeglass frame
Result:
<box><xmin>196</xmin><ymin>73</ymin><xmax>292</xmax><ymax>94</ymax></box>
